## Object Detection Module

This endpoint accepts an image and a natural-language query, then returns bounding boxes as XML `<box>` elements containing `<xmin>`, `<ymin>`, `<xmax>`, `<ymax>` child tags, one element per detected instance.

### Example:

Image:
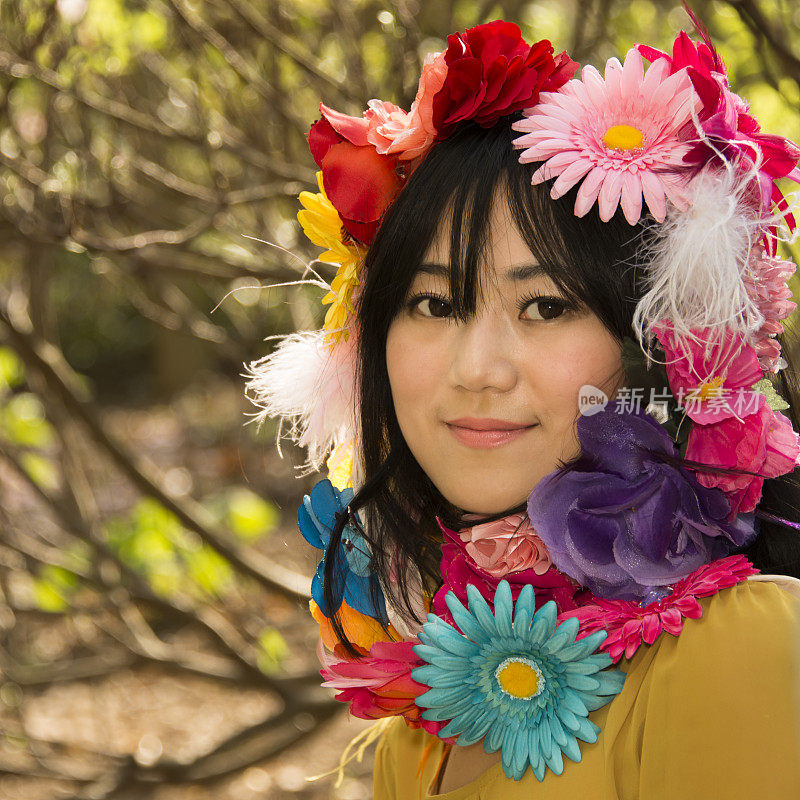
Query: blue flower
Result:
<box><xmin>411</xmin><ymin>581</ymin><xmax>625</xmax><ymax>781</ymax></box>
<box><xmin>298</xmin><ymin>479</ymin><xmax>387</xmax><ymax>623</ymax></box>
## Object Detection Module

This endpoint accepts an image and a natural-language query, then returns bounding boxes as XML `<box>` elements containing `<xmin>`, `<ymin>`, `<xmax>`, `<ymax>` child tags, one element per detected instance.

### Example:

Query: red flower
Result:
<box><xmin>636</xmin><ymin>30</ymin><xmax>726</xmax><ymax>89</ymax></box>
<box><xmin>685</xmin><ymin>399</ymin><xmax>800</xmax><ymax>518</ymax></box>
<box><xmin>432</xmin><ymin>519</ymin><xmax>587</xmax><ymax>630</ymax></box>
<box><xmin>307</xmin><ymin>105</ymin><xmax>404</xmax><ymax>245</ymax></box>
<box><xmin>304</xmin><ymin>22</ymin><xmax>579</xmax><ymax>245</ymax></box>
<box><xmin>431</xmin><ymin>20</ymin><xmax>578</xmax><ymax>138</ymax></box>
<box><xmin>558</xmin><ymin>555</ymin><xmax>759</xmax><ymax>662</ymax></box>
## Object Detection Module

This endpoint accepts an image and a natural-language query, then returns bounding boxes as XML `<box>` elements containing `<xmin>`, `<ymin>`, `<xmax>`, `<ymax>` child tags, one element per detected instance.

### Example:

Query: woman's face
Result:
<box><xmin>385</xmin><ymin>192</ymin><xmax>625</xmax><ymax>514</ymax></box>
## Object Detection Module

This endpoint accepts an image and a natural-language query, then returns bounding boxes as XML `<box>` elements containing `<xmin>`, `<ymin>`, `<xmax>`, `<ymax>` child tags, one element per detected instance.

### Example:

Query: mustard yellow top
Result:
<box><xmin>373</xmin><ymin>577</ymin><xmax>800</xmax><ymax>800</ymax></box>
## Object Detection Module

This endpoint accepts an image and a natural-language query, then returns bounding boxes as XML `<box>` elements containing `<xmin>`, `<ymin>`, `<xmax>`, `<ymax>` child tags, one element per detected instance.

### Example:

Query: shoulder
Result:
<box><xmin>636</xmin><ymin>575</ymin><xmax>800</xmax><ymax>707</ymax></box>
<box><xmin>628</xmin><ymin>575</ymin><xmax>800</xmax><ymax>798</ymax></box>
<box><xmin>668</xmin><ymin>574</ymin><xmax>800</xmax><ymax>669</ymax></box>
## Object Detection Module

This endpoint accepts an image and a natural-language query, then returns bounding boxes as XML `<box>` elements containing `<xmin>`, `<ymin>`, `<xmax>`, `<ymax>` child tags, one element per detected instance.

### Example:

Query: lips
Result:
<box><xmin>446</xmin><ymin>417</ymin><xmax>535</xmax><ymax>430</ymax></box>
<box><xmin>445</xmin><ymin>417</ymin><xmax>537</xmax><ymax>449</ymax></box>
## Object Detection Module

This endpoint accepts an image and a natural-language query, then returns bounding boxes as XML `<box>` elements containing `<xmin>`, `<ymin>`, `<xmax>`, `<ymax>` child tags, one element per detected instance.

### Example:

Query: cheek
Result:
<box><xmin>386</xmin><ymin>321</ymin><xmax>443</xmax><ymax>431</ymax></box>
<box><xmin>530</xmin><ymin>327</ymin><xmax>621</xmax><ymax>405</ymax></box>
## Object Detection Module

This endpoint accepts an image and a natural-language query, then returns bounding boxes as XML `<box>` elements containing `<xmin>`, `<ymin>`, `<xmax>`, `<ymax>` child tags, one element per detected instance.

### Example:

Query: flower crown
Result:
<box><xmin>245</xmin><ymin>18</ymin><xmax>800</xmax><ymax>485</ymax></box>
<box><xmin>243</xmin><ymin>18</ymin><xmax>800</xmax><ymax>783</ymax></box>
<box><xmin>300</xmin><ymin>20</ymin><xmax>577</xmax><ymax>345</ymax></box>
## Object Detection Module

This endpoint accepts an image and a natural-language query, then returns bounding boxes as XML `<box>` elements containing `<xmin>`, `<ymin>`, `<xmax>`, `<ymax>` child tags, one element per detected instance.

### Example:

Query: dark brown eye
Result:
<box><xmin>416</xmin><ymin>296</ymin><xmax>453</xmax><ymax>318</ymax></box>
<box><xmin>521</xmin><ymin>298</ymin><xmax>568</xmax><ymax>321</ymax></box>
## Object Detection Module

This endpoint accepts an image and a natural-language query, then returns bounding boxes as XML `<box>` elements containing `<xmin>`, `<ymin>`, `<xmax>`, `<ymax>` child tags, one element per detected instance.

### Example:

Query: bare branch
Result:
<box><xmin>167</xmin><ymin>0</ymin><xmax>307</xmax><ymax>132</ymax></box>
<box><xmin>224</xmin><ymin>0</ymin><xmax>355</xmax><ymax>102</ymax></box>
<box><xmin>720</xmin><ymin>0</ymin><xmax>800</xmax><ymax>84</ymax></box>
<box><xmin>0</xmin><ymin>305</ymin><xmax>311</xmax><ymax>601</ymax></box>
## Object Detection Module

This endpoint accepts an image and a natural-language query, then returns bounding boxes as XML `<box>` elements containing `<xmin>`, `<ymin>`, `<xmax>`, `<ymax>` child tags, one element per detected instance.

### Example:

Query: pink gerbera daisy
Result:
<box><xmin>512</xmin><ymin>47</ymin><xmax>701</xmax><ymax>225</ymax></box>
<box><xmin>558</xmin><ymin>555</ymin><xmax>759</xmax><ymax>662</ymax></box>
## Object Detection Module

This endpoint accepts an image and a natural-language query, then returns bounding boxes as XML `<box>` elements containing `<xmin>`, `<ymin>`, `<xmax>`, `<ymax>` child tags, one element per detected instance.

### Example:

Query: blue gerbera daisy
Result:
<box><xmin>411</xmin><ymin>581</ymin><xmax>625</xmax><ymax>781</ymax></box>
<box><xmin>297</xmin><ymin>479</ymin><xmax>387</xmax><ymax>623</ymax></box>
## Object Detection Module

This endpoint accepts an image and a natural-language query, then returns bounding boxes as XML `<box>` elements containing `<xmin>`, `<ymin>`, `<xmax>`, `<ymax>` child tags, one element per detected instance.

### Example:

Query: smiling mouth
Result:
<box><xmin>444</xmin><ymin>421</ymin><xmax>537</xmax><ymax>449</ymax></box>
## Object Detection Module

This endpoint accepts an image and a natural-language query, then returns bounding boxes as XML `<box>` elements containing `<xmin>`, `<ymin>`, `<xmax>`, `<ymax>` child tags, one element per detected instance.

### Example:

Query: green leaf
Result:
<box><xmin>183</xmin><ymin>545</ymin><xmax>233</xmax><ymax>598</ymax></box>
<box><xmin>0</xmin><ymin>347</ymin><xmax>25</xmax><ymax>394</ymax></box>
<box><xmin>21</xmin><ymin>452</ymin><xmax>58</xmax><ymax>490</ymax></box>
<box><xmin>31</xmin><ymin>564</ymin><xmax>78</xmax><ymax>612</ymax></box>
<box><xmin>0</xmin><ymin>393</ymin><xmax>55</xmax><ymax>447</ymax></box>
<box><xmin>752</xmin><ymin>378</ymin><xmax>790</xmax><ymax>411</ymax></box>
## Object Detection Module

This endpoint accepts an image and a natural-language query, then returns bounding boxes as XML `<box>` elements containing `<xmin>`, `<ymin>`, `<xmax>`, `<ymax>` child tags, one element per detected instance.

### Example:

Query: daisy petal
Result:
<box><xmin>597</xmin><ymin>170</ymin><xmax>625</xmax><ymax>222</ymax></box>
<box><xmin>550</xmin><ymin>158</ymin><xmax>595</xmax><ymax>197</ymax></box>
<box><xmin>640</xmin><ymin>170</ymin><xmax>667</xmax><ymax>221</ymax></box>
<box><xmin>574</xmin><ymin>168</ymin><xmax>606</xmax><ymax>217</ymax></box>
<box><xmin>620</xmin><ymin>171</ymin><xmax>644</xmax><ymax>224</ymax></box>
<box><xmin>621</xmin><ymin>48</ymin><xmax>645</xmax><ymax>98</ymax></box>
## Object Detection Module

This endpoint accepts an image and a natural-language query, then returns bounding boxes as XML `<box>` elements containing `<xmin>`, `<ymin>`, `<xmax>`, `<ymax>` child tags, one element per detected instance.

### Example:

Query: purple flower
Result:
<box><xmin>526</xmin><ymin>400</ymin><xmax>756</xmax><ymax>602</ymax></box>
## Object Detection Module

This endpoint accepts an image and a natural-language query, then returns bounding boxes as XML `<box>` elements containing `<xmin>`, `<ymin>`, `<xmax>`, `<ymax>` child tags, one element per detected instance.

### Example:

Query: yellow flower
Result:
<box><xmin>297</xmin><ymin>173</ymin><xmax>365</xmax><ymax>344</ymax></box>
<box><xmin>327</xmin><ymin>440</ymin><xmax>354</xmax><ymax>490</ymax></box>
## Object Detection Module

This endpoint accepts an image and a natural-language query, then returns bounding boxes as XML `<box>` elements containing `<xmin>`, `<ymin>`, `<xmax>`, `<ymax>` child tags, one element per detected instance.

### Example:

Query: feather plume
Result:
<box><xmin>632</xmin><ymin>163</ymin><xmax>767</xmax><ymax>375</ymax></box>
<box><xmin>242</xmin><ymin>330</ymin><xmax>358</xmax><ymax>473</ymax></box>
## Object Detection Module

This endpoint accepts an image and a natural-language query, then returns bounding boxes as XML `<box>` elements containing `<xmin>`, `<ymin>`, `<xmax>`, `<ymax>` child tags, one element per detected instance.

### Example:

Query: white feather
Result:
<box><xmin>242</xmin><ymin>330</ymin><xmax>358</xmax><ymax>472</ymax></box>
<box><xmin>632</xmin><ymin>162</ymin><xmax>767</xmax><ymax>375</ymax></box>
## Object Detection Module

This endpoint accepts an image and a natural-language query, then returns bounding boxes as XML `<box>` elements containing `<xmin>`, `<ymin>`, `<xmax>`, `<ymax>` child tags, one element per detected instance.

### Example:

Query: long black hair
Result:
<box><xmin>322</xmin><ymin>115</ymin><xmax>800</xmax><ymax>654</ymax></box>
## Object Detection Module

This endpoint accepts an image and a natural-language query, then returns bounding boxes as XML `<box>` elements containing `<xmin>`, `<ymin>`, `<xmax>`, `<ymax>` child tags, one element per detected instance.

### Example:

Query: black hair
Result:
<box><xmin>321</xmin><ymin>115</ymin><xmax>800</xmax><ymax>655</ymax></box>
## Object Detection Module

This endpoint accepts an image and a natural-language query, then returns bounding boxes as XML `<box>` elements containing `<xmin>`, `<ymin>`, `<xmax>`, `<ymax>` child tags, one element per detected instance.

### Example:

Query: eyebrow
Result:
<box><xmin>416</xmin><ymin>262</ymin><xmax>550</xmax><ymax>281</ymax></box>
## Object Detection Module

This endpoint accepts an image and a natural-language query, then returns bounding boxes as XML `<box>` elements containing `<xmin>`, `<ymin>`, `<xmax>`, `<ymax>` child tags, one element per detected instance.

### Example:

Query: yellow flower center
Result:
<box><xmin>495</xmin><ymin>657</ymin><xmax>545</xmax><ymax>700</ymax></box>
<box><xmin>603</xmin><ymin>124</ymin><xmax>645</xmax><ymax>152</ymax></box>
<box><xmin>688</xmin><ymin>376</ymin><xmax>725</xmax><ymax>402</ymax></box>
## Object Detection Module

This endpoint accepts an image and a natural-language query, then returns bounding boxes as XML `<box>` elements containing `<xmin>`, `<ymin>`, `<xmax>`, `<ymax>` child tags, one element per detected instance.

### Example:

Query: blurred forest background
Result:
<box><xmin>0</xmin><ymin>0</ymin><xmax>799</xmax><ymax>798</ymax></box>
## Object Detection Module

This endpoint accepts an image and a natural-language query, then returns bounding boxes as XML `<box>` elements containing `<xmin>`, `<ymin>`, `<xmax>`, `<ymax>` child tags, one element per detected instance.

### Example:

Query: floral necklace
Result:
<box><xmin>299</xmin><ymin>400</ymin><xmax>768</xmax><ymax>782</ymax></box>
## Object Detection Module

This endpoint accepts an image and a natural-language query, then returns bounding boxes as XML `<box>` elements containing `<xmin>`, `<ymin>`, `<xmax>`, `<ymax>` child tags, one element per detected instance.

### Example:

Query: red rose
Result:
<box><xmin>431</xmin><ymin>20</ymin><xmax>578</xmax><ymax>137</ymax></box>
<box><xmin>307</xmin><ymin>105</ymin><xmax>404</xmax><ymax>245</ymax></box>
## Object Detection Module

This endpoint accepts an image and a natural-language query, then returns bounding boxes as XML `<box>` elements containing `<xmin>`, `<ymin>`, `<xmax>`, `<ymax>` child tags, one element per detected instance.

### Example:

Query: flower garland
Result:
<box><xmin>249</xmin><ymin>17</ymin><xmax>800</xmax><ymax>785</ymax></box>
<box><xmin>558</xmin><ymin>554</ymin><xmax>759</xmax><ymax>662</ymax></box>
<box><xmin>303</xmin><ymin>455</ymin><xmax>762</xmax><ymax>782</ymax></box>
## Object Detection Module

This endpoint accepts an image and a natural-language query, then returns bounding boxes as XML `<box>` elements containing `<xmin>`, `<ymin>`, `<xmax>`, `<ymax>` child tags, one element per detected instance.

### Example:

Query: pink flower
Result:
<box><xmin>559</xmin><ymin>554</ymin><xmax>759</xmax><ymax>662</ymax></box>
<box><xmin>512</xmin><ymin>47</ymin><xmax>700</xmax><ymax>225</ymax></box>
<box><xmin>743</xmin><ymin>246</ymin><xmax>798</xmax><ymax>373</ymax></box>
<box><xmin>433</xmin><ymin>519</ymin><xmax>587</xmax><ymax>629</ymax></box>
<box><xmin>320</xmin><ymin>639</ymin><xmax>448</xmax><ymax>737</ymax></box>
<box><xmin>686</xmin><ymin>399</ymin><xmax>800</xmax><ymax>517</ymax></box>
<box><xmin>652</xmin><ymin>319</ymin><xmax>764</xmax><ymax>425</ymax></box>
<box><xmin>366</xmin><ymin>52</ymin><xmax>447</xmax><ymax>161</ymax></box>
<box><xmin>458</xmin><ymin>512</ymin><xmax>551</xmax><ymax>577</ymax></box>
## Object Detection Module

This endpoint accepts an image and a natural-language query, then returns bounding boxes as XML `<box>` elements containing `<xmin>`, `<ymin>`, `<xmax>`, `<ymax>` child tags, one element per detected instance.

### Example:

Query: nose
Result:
<box><xmin>448</xmin><ymin>312</ymin><xmax>518</xmax><ymax>394</ymax></box>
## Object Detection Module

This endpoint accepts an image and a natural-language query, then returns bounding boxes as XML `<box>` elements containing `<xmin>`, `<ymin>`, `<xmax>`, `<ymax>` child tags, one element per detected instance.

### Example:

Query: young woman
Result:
<box><xmin>245</xmin><ymin>18</ymin><xmax>800</xmax><ymax>799</ymax></box>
